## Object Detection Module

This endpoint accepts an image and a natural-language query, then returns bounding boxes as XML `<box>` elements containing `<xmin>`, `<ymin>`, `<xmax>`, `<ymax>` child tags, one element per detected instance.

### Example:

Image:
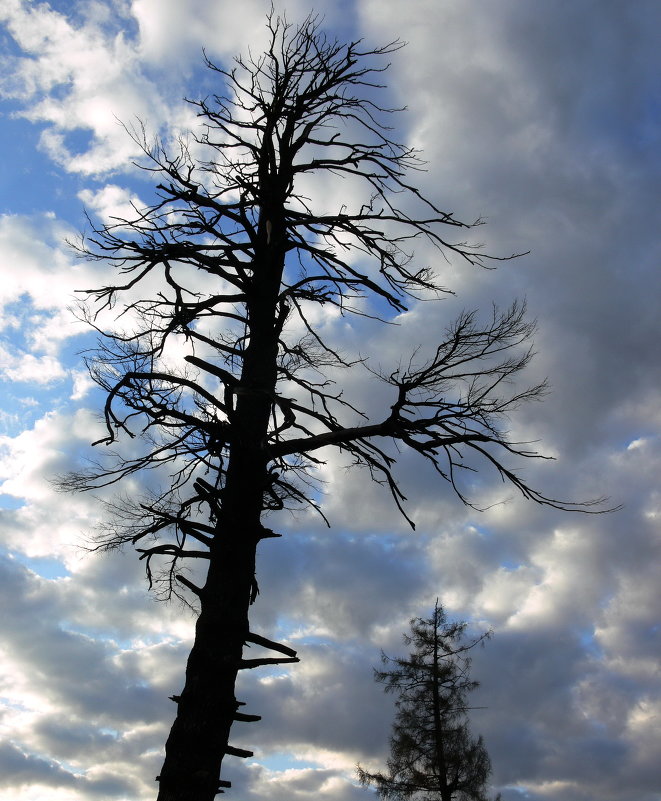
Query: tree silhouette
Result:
<box><xmin>60</xmin><ymin>12</ymin><xmax>598</xmax><ymax>801</ymax></box>
<box><xmin>358</xmin><ymin>602</ymin><xmax>498</xmax><ymax>801</ymax></box>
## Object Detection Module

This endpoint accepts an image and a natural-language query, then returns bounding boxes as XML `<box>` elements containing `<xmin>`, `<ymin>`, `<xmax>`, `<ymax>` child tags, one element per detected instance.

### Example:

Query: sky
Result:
<box><xmin>0</xmin><ymin>1</ymin><xmax>660</xmax><ymax>800</ymax></box>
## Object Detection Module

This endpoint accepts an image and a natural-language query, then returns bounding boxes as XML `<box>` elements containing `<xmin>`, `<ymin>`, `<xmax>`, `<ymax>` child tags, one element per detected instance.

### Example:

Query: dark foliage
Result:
<box><xmin>358</xmin><ymin>603</ymin><xmax>498</xmax><ymax>801</ymax></box>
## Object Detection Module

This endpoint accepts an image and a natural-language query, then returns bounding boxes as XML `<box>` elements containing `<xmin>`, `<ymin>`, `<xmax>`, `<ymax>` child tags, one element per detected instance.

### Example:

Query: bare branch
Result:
<box><xmin>59</xmin><ymin>12</ymin><xmax>611</xmax><ymax>801</ymax></box>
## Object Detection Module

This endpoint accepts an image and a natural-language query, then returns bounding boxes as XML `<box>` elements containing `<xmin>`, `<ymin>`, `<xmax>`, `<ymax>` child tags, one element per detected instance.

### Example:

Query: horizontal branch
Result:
<box><xmin>245</xmin><ymin>631</ymin><xmax>298</xmax><ymax>657</ymax></box>
<box><xmin>239</xmin><ymin>657</ymin><xmax>300</xmax><ymax>669</ymax></box>
<box><xmin>269</xmin><ymin>420</ymin><xmax>394</xmax><ymax>458</ymax></box>
<box><xmin>137</xmin><ymin>545</ymin><xmax>210</xmax><ymax>560</ymax></box>
<box><xmin>185</xmin><ymin>354</ymin><xmax>239</xmax><ymax>388</ymax></box>
<box><xmin>224</xmin><ymin>745</ymin><xmax>253</xmax><ymax>758</ymax></box>
<box><xmin>233</xmin><ymin>712</ymin><xmax>261</xmax><ymax>722</ymax></box>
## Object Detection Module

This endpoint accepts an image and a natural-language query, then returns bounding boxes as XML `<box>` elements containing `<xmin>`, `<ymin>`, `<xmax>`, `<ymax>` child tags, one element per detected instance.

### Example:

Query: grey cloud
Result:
<box><xmin>1</xmin><ymin>2</ymin><xmax>660</xmax><ymax>800</ymax></box>
<box><xmin>0</xmin><ymin>557</ymin><xmax>164</xmax><ymax>724</ymax></box>
<box><xmin>252</xmin><ymin>530</ymin><xmax>433</xmax><ymax>639</ymax></box>
<box><xmin>83</xmin><ymin>771</ymin><xmax>142</xmax><ymax>798</ymax></box>
<box><xmin>32</xmin><ymin>717</ymin><xmax>118</xmax><ymax>761</ymax></box>
<box><xmin>231</xmin><ymin>762</ymin><xmax>372</xmax><ymax>801</ymax></box>
<box><xmin>376</xmin><ymin>0</ymin><xmax>661</xmax><ymax>463</ymax></box>
<box><xmin>0</xmin><ymin>741</ymin><xmax>76</xmax><ymax>789</ymax></box>
<box><xmin>236</xmin><ymin>646</ymin><xmax>391</xmax><ymax>757</ymax></box>
<box><xmin>0</xmin><ymin>737</ymin><xmax>140</xmax><ymax>798</ymax></box>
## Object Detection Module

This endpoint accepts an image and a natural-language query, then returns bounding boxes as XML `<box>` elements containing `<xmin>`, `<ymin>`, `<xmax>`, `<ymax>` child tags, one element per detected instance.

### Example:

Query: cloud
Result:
<box><xmin>0</xmin><ymin>347</ymin><xmax>66</xmax><ymax>384</ymax></box>
<box><xmin>70</xmin><ymin>369</ymin><xmax>96</xmax><ymax>401</ymax></box>
<box><xmin>0</xmin><ymin>740</ymin><xmax>76</xmax><ymax>790</ymax></box>
<box><xmin>358</xmin><ymin>0</ymin><xmax>661</xmax><ymax>463</ymax></box>
<box><xmin>0</xmin><ymin>0</ymin><xmax>317</xmax><ymax>177</ymax></box>
<box><xmin>77</xmin><ymin>184</ymin><xmax>148</xmax><ymax>227</ymax></box>
<box><xmin>0</xmin><ymin>214</ymin><xmax>84</xmax><ymax>311</ymax></box>
<box><xmin>0</xmin><ymin>2</ymin><xmax>660</xmax><ymax>801</ymax></box>
<box><xmin>131</xmin><ymin>0</ymin><xmax>273</xmax><ymax>65</ymax></box>
<box><xmin>0</xmin><ymin>543</ymin><xmax>193</xmax><ymax>800</ymax></box>
<box><xmin>1</xmin><ymin>1</ymin><xmax>174</xmax><ymax>175</ymax></box>
<box><xmin>0</xmin><ymin>214</ymin><xmax>97</xmax><ymax>394</ymax></box>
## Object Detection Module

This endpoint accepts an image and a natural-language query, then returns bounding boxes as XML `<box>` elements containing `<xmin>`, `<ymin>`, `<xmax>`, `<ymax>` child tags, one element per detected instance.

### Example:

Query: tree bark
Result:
<box><xmin>156</xmin><ymin>545</ymin><xmax>254</xmax><ymax>800</ymax></box>
<box><xmin>156</xmin><ymin>195</ymin><xmax>285</xmax><ymax>798</ymax></box>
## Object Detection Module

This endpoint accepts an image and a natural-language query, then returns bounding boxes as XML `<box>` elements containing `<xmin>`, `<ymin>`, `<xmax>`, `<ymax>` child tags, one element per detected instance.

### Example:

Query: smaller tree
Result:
<box><xmin>358</xmin><ymin>602</ymin><xmax>498</xmax><ymax>801</ymax></box>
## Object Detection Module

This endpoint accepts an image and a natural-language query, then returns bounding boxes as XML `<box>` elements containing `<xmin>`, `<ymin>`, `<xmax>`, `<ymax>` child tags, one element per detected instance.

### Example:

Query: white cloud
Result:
<box><xmin>0</xmin><ymin>214</ymin><xmax>103</xmax><ymax>391</ymax></box>
<box><xmin>0</xmin><ymin>350</ymin><xmax>66</xmax><ymax>384</ymax></box>
<box><xmin>131</xmin><ymin>0</ymin><xmax>270</xmax><ymax>64</ymax></box>
<box><xmin>0</xmin><ymin>214</ymin><xmax>84</xmax><ymax>311</ymax></box>
<box><xmin>70</xmin><ymin>370</ymin><xmax>95</xmax><ymax>401</ymax></box>
<box><xmin>0</xmin><ymin>410</ymin><xmax>104</xmax><ymax>565</ymax></box>
<box><xmin>0</xmin><ymin>2</ymin><xmax>660</xmax><ymax>801</ymax></box>
<box><xmin>77</xmin><ymin>184</ymin><xmax>147</xmax><ymax>227</ymax></box>
<box><xmin>1</xmin><ymin>1</ymin><xmax>168</xmax><ymax>175</ymax></box>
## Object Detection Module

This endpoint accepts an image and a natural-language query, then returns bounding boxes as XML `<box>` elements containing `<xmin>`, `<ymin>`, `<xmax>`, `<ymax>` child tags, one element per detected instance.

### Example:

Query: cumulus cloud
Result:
<box><xmin>0</xmin><ymin>348</ymin><xmax>66</xmax><ymax>384</ymax></box>
<box><xmin>0</xmin><ymin>0</ymin><xmax>318</xmax><ymax>177</ymax></box>
<box><xmin>0</xmin><ymin>2</ymin><xmax>660</xmax><ymax>801</ymax></box>
<box><xmin>78</xmin><ymin>184</ymin><xmax>148</xmax><ymax>227</ymax></box>
<box><xmin>0</xmin><ymin>214</ymin><xmax>85</xmax><ymax>311</ymax></box>
<box><xmin>1</xmin><ymin>0</ymin><xmax>170</xmax><ymax>175</ymax></box>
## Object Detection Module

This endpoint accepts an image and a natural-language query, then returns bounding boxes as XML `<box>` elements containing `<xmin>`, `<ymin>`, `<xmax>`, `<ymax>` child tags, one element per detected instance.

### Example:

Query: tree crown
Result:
<box><xmin>61</xmin><ymin>12</ymin><xmax>603</xmax><ymax>602</ymax></box>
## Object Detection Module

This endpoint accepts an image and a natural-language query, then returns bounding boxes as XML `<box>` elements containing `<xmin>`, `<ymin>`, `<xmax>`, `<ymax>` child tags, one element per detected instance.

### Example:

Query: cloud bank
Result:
<box><xmin>0</xmin><ymin>2</ymin><xmax>660</xmax><ymax>800</ymax></box>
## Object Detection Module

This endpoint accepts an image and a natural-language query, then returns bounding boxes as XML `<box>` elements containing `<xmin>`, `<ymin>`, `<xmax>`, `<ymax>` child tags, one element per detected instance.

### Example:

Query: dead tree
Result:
<box><xmin>60</xmin><ymin>12</ymin><xmax>599</xmax><ymax>801</ymax></box>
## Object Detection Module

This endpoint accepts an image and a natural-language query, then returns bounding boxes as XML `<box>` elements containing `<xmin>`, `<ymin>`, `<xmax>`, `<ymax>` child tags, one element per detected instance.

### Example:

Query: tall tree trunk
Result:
<box><xmin>155</xmin><ymin>412</ymin><xmax>269</xmax><ymax>800</ymax></box>
<box><xmin>155</xmin><ymin>538</ymin><xmax>255</xmax><ymax>801</ymax></box>
<box><xmin>156</xmin><ymin>218</ymin><xmax>284</xmax><ymax>801</ymax></box>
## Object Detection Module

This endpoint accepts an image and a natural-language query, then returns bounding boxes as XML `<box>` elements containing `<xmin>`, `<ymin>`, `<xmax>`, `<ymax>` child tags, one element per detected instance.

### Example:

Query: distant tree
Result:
<box><xmin>358</xmin><ymin>603</ymin><xmax>498</xmax><ymax>801</ymax></box>
<box><xmin>59</xmin><ymin>11</ymin><xmax>600</xmax><ymax>801</ymax></box>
